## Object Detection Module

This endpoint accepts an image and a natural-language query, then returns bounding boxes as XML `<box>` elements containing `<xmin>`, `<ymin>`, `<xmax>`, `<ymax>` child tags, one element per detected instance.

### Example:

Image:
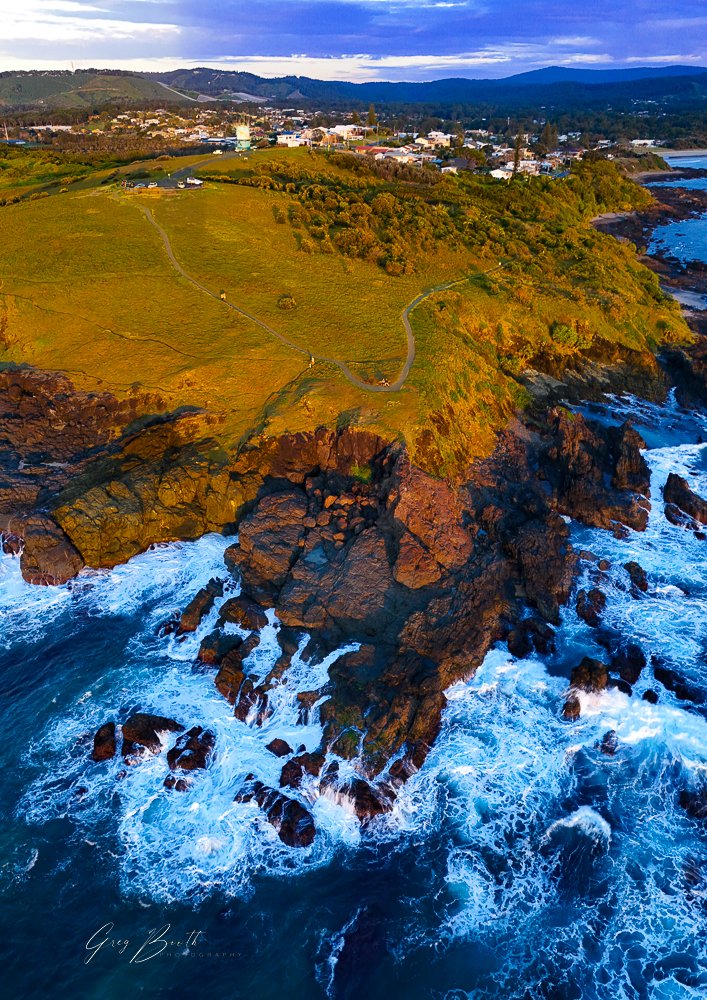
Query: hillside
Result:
<box><xmin>0</xmin><ymin>145</ymin><xmax>690</xmax><ymax>479</ymax></box>
<box><xmin>0</xmin><ymin>70</ymin><xmax>187</xmax><ymax>111</ymax></box>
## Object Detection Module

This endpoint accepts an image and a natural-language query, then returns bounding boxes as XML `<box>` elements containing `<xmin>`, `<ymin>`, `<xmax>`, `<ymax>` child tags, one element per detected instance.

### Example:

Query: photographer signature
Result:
<box><xmin>85</xmin><ymin>922</ymin><xmax>206</xmax><ymax>965</ymax></box>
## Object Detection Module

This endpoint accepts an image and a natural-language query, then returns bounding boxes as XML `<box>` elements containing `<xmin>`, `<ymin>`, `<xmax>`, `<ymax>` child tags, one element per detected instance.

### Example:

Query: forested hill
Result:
<box><xmin>0</xmin><ymin>65</ymin><xmax>706</xmax><ymax>113</ymax></box>
<box><xmin>150</xmin><ymin>64</ymin><xmax>707</xmax><ymax>109</ymax></box>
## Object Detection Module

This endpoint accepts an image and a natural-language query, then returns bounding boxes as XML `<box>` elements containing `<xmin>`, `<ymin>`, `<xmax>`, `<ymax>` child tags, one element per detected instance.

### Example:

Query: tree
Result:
<box><xmin>367</xmin><ymin>104</ymin><xmax>377</xmax><ymax>128</ymax></box>
<box><xmin>352</xmin><ymin>110</ymin><xmax>361</xmax><ymax>125</ymax></box>
<box><xmin>513</xmin><ymin>131</ymin><xmax>523</xmax><ymax>175</ymax></box>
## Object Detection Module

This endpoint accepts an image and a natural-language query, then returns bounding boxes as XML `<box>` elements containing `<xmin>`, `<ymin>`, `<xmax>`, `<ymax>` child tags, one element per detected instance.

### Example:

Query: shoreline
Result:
<box><xmin>593</xmin><ymin>170</ymin><xmax>707</xmax><ymax>336</ymax></box>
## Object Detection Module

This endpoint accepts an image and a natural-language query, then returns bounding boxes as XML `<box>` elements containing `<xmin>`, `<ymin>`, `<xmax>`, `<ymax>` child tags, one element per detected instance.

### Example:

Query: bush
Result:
<box><xmin>278</xmin><ymin>294</ymin><xmax>296</xmax><ymax>310</ymax></box>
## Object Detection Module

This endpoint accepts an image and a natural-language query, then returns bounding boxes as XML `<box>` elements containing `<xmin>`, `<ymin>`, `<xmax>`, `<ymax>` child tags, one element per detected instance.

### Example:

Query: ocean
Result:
<box><xmin>2</xmin><ymin>158</ymin><xmax>707</xmax><ymax>1000</ymax></box>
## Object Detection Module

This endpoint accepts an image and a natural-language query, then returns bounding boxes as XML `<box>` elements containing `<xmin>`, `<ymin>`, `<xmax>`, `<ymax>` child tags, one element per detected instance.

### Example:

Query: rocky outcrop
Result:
<box><xmin>563</xmin><ymin>656</ymin><xmax>610</xmax><ymax>719</ymax></box>
<box><xmin>624</xmin><ymin>560</ymin><xmax>648</xmax><ymax>593</ymax></box>
<box><xmin>541</xmin><ymin>409</ymin><xmax>650</xmax><ymax>532</ymax></box>
<box><xmin>5</xmin><ymin>365</ymin><xmax>664</xmax><ymax>839</ymax></box>
<box><xmin>91</xmin><ymin>722</ymin><xmax>116</xmax><ymax>762</ymax></box>
<box><xmin>663</xmin><ymin>473</ymin><xmax>707</xmax><ymax>527</ymax></box>
<box><xmin>176</xmin><ymin>579</ymin><xmax>223</xmax><ymax>635</ymax></box>
<box><xmin>266</xmin><ymin>738</ymin><xmax>293</xmax><ymax>758</ymax></box>
<box><xmin>166</xmin><ymin>726</ymin><xmax>215</xmax><ymax>771</ymax></box>
<box><xmin>217</xmin><ymin>596</ymin><xmax>269</xmax><ymax>631</ymax></box>
<box><xmin>576</xmin><ymin>588</ymin><xmax>606</xmax><ymax>628</ymax></box>
<box><xmin>235</xmin><ymin>778</ymin><xmax>316</xmax><ymax>848</ymax></box>
<box><xmin>121</xmin><ymin>713</ymin><xmax>184</xmax><ymax>760</ymax></box>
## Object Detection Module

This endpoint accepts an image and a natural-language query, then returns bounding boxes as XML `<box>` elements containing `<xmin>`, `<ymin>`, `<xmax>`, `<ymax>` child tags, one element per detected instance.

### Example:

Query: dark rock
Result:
<box><xmin>177</xmin><ymin>579</ymin><xmax>223</xmax><ymax>635</ymax></box>
<box><xmin>571</xmin><ymin>656</ymin><xmax>610</xmax><ymax>693</ymax></box>
<box><xmin>280</xmin><ymin>751</ymin><xmax>326</xmax><ymax>788</ymax></box>
<box><xmin>164</xmin><ymin>775</ymin><xmax>190</xmax><ymax>792</ymax></box>
<box><xmin>166</xmin><ymin>726</ymin><xmax>215</xmax><ymax>771</ymax></box>
<box><xmin>576</xmin><ymin>588</ymin><xmax>606</xmax><ymax>628</ymax></box>
<box><xmin>562</xmin><ymin>694</ymin><xmax>581</xmax><ymax>721</ymax></box>
<box><xmin>228</xmin><ymin>491</ymin><xmax>308</xmax><ymax>601</ymax></box>
<box><xmin>610</xmin><ymin>677</ymin><xmax>633</xmax><ymax>696</ymax></box>
<box><xmin>663</xmin><ymin>473</ymin><xmax>707</xmax><ymax>526</ymax></box>
<box><xmin>599</xmin><ymin>730</ymin><xmax>619</xmax><ymax>756</ymax></box>
<box><xmin>235</xmin><ymin>779</ymin><xmax>316</xmax><ymax>847</ymax></box>
<box><xmin>611</xmin><ymin>643</ymin><xmax>647</xmax><ymax>684</ymax></box>
<box><xmin>91</xmin><ymin>722</ymin><xmax>116</xmax><ymax>762</ymax></box>
<box><xmin>218</xmin><ymin>596</ymin><xmax>269</xmax><ymax>631</ymax></box>
<box><xmin>233</xmin><ymin>678</ymin><xmax>269</xmax><ymax>725</ymax></box>
<box><xmin>542</xmin><ymin>410</ymin><xmax>650</xmax><ymax>533</ymax></box>
<box><xmin>624</xmin><ymin>561</ymin><xmax>648</xmax><ymax>593</ymax></box>
<box><xmin>680</xmin><ymin>788</ymin><xmax>707</xmax><ymax>821</ymax></box>
<box><xmin>121</xmin><ymin>713</ymin><xmax>184</xmax><ymax>758</ymax></box>
<box><xmin>0</xmin><ymin>531</ymin><xmax>23</xmax><ymax>555</ymax></box>
<box><xmin>197</xmin><ymin>629</ymin><xmax>245</xmax><ymax>666</ymax></box>
<box><xmin>266</xmin><ymin>738</ymin><xmax>293</xmax><ymax>758</ymax></box>
<box><xmin>642</xmin><ymin>689</ymin><xmax>659</xmax><ymax>704</ymax></box>
<box><xmin>653</xmin><ymin>664</ymin><xmax>705</xmax><ymax>704</ymax></box>
<box><xmin>213</xmin><ymin>635</ymin><xmax>260</xmax><ymax>702</ymax></box>
<box><xmin>18</xmin><ymin>515</ymin><xmax>84</xmax><ymax>586</ymax></box>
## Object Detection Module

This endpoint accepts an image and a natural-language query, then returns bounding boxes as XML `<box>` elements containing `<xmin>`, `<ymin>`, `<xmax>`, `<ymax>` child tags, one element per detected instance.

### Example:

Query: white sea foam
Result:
<box><xmin>9</xmin><ymin>398</ymin><xmax>707</xmax><ymax>993</ymax></box>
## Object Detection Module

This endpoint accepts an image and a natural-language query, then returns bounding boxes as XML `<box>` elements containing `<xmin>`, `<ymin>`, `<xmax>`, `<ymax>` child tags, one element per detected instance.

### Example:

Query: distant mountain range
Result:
<box><xmin>1</xmin><ymin>64</ymin><xmax>706</xmax><ymax>113</ymax></box>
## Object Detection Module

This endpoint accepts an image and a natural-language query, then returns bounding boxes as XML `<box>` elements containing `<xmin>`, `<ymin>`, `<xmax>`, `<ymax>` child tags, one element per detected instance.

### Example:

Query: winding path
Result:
<box><xmin>136</xmin><ymin>203</ymin><xmax>503</xmax><ymax>393</ymax></box>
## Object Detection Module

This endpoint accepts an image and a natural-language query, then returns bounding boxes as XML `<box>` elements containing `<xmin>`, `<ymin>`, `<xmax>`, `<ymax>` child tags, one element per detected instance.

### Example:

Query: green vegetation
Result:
<box><xmin>0</xmin><ymin>146</ymin><xmax>692</xmax><ymax>477</ymax></box>
<box><xmin>0</xmin><ymin>70</ymin><xmax>181</xmax><ymax>111</ymax></box>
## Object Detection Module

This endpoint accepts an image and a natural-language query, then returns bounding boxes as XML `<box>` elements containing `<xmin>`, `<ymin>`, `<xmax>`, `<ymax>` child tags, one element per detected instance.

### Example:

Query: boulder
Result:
<box><xmin>624</xmin><ymin>561</ymin><xmax>648</xmax><ymax>593</ymax></box>
<box><xmin>228</xmin><ymin>491</ymin><xmax>308</xmax><ymax>601</ymax></box>
<box><xmin>18</xmin><ymin>515</ymin><xmax>84</xmax><ymax>585</ymax></box>
<box><xmin>562</xmin><ymin>694</ymin><xmax>581</xmax><ymax>721</ymax></box>
<box><xmin>611</xmin><ymin>643</ymin><xmax>646</xmax><ymax>684</ymax></box>
<box><xmin>576</xmin><ymin>588</ymin><xmax>606</xmax><ymax>628</ymax></box>
<box><xmin>197</xmin><ymin>630</ymin><xmax>245</xmax><ymax>666</ymax></box>
<box><xmin>280</xmin><ymin>751</ymin><xmax>326</xmax><ymax>788</ymax></box>
<box><xmin>266</xmin><ymin>738</ymin><xmax>293</xmax><ymax>758</ymax></box>
<box><xmin>218</xmin><ymin>596</ymin><xmax>268</xmax><ymax>631</ymax></box>
<box><xmin>166</xmin><ymin>726</ymin><xmax>215</xmax><ymax>771</ymax></box>
<box><xmin>121</xmin><ymin>713</ymin><xmax>184</xmax><ymax>758</ymax></box>
<box><xmin>570</xmin><ymin>656</ymin><xmax>610</xmax><ymax>693</ymax></box>
<box><xmin>235</xmin><ymin>779</ymin><xmax>316</xmax><ymax>848</ymax></box>
<box><xmin>663</xmin><ymin>473</ymin><xmax>707</xmax><ymax>526</ymax></box>
<box><xmin>0</xmin><ymin>532</ymin><xmax>23</xmax><ymax>556</ymax></box>
<box><xmin>91</xmin><ymin>722</ymin><xmax>116</xmax><ymax>762</ymax></box>
<box><xmin>176</xmin><ymin>579</ymin><xmax>223</xmax><ymax>635</ymax></box>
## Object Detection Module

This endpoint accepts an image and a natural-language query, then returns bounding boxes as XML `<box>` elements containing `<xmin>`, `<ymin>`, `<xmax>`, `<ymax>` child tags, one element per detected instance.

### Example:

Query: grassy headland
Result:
<box><xmin>0</xmin><ymin>146</ymin><xmax>691</xmax><ymax>477</ymax></box>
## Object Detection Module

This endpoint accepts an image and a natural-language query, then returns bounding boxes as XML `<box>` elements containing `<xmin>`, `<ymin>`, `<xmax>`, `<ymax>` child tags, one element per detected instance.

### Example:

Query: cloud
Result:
<box><xmin>0</xmin><ymin>0</ymin><xmax>705</xmax><ymax>80</ymax></box>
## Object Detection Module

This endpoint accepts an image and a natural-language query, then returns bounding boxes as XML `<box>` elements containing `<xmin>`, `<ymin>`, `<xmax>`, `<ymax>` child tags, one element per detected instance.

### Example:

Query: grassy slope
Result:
<box><xmin>0</xmin><ymin>147</ymin><xmax>692</xmax><ymax>476</ymax></box>
<box><xmin>0</xmin><ymin>72</ymin><xmax>176</xmax><ymax>110</ymax></box>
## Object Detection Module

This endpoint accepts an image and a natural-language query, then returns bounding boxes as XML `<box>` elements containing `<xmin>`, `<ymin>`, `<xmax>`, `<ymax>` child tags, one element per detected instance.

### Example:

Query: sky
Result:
<box><xmin>1</xmin><ymin>0</ymin><xmax>706</xmax><ymax>81</ymax></box>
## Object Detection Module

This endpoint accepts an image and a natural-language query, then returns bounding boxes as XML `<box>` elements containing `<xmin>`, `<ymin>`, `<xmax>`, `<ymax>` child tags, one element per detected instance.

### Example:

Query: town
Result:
<box><xmin>1</xmin><ymin>101</ymin><xmax>668</xmax><ymax>179</ymax></box>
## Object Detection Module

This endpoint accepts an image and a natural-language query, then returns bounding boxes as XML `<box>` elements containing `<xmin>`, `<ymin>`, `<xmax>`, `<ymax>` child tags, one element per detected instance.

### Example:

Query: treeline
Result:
<box><xmin>204</xmin><ymin>150</ymin><xmax>655</xmax><ymax>280</ymax></box>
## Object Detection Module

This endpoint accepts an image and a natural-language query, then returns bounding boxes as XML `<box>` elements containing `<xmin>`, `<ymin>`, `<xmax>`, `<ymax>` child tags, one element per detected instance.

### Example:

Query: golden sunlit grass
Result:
<box><xmin>0</xmin><ymin>148</ymin><xmax>694</xmax><ymax>475</ymax></box>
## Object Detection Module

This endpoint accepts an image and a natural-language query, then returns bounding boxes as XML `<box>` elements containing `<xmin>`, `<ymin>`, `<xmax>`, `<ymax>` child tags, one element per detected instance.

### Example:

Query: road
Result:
<box><xmin>136</xmin><ymin>202</ymin><xmax>504</xmax><ymax>393</ymax></box>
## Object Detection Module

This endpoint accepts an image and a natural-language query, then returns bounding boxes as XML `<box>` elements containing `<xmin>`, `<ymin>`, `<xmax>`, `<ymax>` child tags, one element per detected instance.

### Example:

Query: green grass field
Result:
<box><xmin>0</xmin><ymin>147</ymin><xmax>693</xmax><ymax>474</ymax></box>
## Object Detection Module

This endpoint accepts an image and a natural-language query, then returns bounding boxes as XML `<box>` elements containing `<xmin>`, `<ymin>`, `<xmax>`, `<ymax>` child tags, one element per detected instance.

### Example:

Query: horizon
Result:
<box><xmin>2</xmin><ymin>1</ymin><xmax>707</xmax><ymax>83</ymax></box>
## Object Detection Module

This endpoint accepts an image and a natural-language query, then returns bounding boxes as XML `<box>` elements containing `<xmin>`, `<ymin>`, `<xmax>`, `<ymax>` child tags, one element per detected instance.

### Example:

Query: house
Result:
<box><xmin>427</xmin><ymin>131</ymin><xmax>453</xmax><ymax>147</ymax></box>
<box><xmin>277</xmin><ymin>132</ymin><xmax>307</xmax><ymax>147</ymax></box>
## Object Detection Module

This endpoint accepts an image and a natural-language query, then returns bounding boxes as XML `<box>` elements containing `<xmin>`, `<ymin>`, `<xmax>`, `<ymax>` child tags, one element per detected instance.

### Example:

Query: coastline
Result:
<box><xmin>593</xmin><ymin>166</ymin><xmax>707</xmax><ymax>337</ymax></box>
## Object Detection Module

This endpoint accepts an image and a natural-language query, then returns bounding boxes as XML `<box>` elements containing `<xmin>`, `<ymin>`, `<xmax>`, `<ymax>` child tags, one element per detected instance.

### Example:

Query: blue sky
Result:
<box><xmin>2</xmin><ymin>0</ymin><xmax>706</xmax><ymax>80</ymax></box>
